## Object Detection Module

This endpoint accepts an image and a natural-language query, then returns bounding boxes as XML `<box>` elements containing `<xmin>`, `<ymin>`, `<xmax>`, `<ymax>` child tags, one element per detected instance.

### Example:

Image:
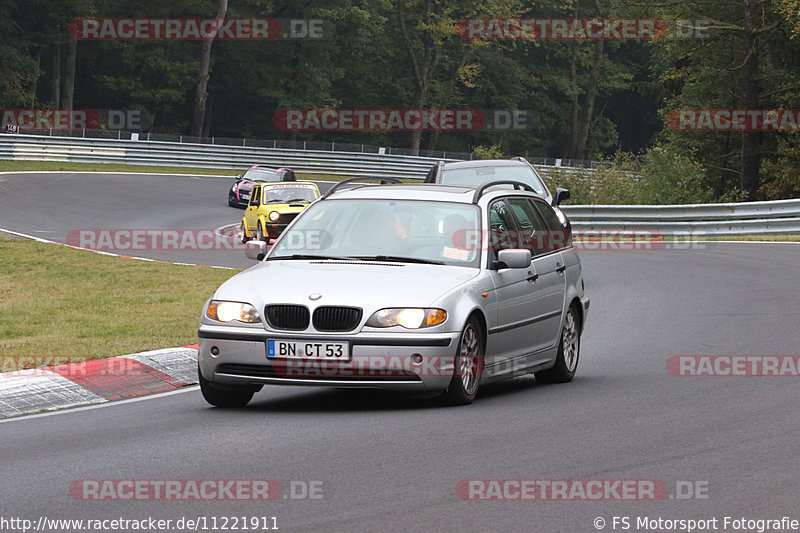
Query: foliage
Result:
<box><xmin>473</xmin><ymin>143</ymin><xmax>504</xmax><ymax>159</ymax></box>
<box><xmin>545</xmin><ymin>145</ymin><xmax>715</xmax><ymax>205</ymax></box>
<box><xmin>4</xmin><ymin>0</ymin><xmax>800</xmax><ymax>201</ymax></box>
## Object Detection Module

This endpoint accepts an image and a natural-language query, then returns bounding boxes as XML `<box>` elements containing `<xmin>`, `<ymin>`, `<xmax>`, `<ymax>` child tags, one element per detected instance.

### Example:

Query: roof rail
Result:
<box><xmin>322</xmin><ymin>177</ymin><xmax>403</xmax><ymax>199</ymax></box>
<box><xmin>472</xmin><ymin>180</ymin><xmax>535</xmax><ymax>204</ymax></box>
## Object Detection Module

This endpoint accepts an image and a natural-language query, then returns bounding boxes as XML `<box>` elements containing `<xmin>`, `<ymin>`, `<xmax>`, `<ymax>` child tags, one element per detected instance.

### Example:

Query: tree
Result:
<box><xmin>191</xmin><ymin>0</ymin><xmax>228</xmax><ymax>137</ymax></box>
<box><xmin>648</xmin><ymin>0</ymin><xmax>792</xmax><ymax>199</ymax></box>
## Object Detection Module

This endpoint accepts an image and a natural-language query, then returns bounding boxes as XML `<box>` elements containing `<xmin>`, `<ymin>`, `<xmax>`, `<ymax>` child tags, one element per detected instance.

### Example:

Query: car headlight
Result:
<box><xmin>206</xmin><ymin>301</ymin><xmax>261</xmax><ymax>323</ymax></box>
<box><xmin>269</xmin><ymin>211</ymin><xmax>280</xmax><ymax>222</ymax></box>
<box><xmin>365</xmin><ymin>308</ymin><xmax>447</xmax><ymax>329</ymax></box>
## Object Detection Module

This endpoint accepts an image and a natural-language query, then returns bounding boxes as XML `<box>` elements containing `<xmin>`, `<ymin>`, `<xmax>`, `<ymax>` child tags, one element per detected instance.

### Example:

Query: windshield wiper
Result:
<box><xmin>352</xmin><ymin>255</ymin><xmax>445</xmax><ymax>265</ymax></box>
<box><xmin>267</xmin><ymin>254</ymin><xmax>351</xmax><ymax>261</ymax></box>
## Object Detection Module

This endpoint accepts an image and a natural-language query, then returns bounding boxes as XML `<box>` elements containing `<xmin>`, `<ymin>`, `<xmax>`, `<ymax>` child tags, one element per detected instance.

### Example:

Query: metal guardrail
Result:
<box><xmin>561</xmin><ymin>200</ymin><xmax>800</xmax><ymax>236</ymax></box>
<box><xmin>0</xmin><ymin>134</ymin><xmax>443</xmax><ymax>178</ymax></box>
<box><xmin>1</xmin><ymin>133</ymin><xmax>798</xmax><ymax>236</ymax></box>
<box><xmin>3</xmin><ymin>128</ymin><xmax>608</xmax><ymax>169</ymax></box>
<box><xmin>0</xmin><ymin>133</ymin><xmax>596</xmax><ymax>179</ymax></box>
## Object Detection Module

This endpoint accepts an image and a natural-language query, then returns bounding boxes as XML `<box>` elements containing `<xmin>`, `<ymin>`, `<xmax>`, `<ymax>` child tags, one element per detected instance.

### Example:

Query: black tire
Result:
<box><xmin>198</xmin><ymin>368</ymin><xmax>255</xmax><ymax>407</ymax></box>
<box><xmin>256</xmin><ymin>222</ymin><xmax>266</xmax><ymax>242</ymax></box>
<box><xmin>228</xmin><ymin>194</ymin><xmax>238</xmax><ymax>207</ymax></box>
<box><xmin>240</xmin><ymin>221</ymin><xmax>250</xmax><ymax>244</ymax></box>
<box><xmin>535</xmin><ymin>304</ymin><xmax>580</xmax><ymax>384</ymax></box>
<box><xmin>440</xmin><ymin>316</ymin><xmax>485</xmax><ymax>405</ymax></box>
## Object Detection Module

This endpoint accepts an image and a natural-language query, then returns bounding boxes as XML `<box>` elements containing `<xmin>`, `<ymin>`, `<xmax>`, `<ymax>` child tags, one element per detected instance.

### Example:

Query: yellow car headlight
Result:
<box><xmin>206</xmin><ymin>301</ymin><xmax>261</xmax><ymax>324</ymax></box>
<box><xmin>269</xmin><ymin>211</ymin><xmax>280</xmax><ymax>222</ymax></box>
<box><xmin>365</xmin><ymin>308</ymin><xmax>447</xmax><ymax>329</ymax></box>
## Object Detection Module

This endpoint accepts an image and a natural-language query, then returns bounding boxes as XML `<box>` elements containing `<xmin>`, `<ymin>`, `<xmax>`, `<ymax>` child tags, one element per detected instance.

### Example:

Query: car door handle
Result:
<box><xmin>527</xmin><ymin>272</ymin><xmax>539</xmax><ymax>282</ymax></box>
<box><xmin>555</xmin><ymin>264</ymin><xmax>566</xmax><ymax>273</ymax></box>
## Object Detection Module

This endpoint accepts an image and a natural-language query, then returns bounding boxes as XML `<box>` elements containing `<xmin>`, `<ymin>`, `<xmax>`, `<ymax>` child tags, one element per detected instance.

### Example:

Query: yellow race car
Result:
<box><xmin>241</xmin><ymin>181</ymin><xmax>321</xmax><ymax>242</ymax></box>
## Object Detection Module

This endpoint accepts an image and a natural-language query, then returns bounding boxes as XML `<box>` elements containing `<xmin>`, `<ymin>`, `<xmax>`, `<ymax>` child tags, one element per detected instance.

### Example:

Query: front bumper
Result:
<box><xmin>198</xmin><ymin>325</ymin><xmax>460</xmax><ymax>392</ymax></box>
<box><xmin>229</xmin><ymin>193</ymin><xmax>249</xmax><ymax>208</ymax></box>
<box><xmin>264</xmin><ymin>223</ymin><xmax>289</xmax><ymax>238</ymax></box>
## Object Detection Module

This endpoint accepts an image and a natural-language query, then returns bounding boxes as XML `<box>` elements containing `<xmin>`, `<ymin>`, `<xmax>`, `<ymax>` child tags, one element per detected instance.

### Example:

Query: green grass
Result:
<box><xmin>0</xmin><ymin>160</ymin><xmax>420</xmax><ymax>182</ymax></box>
<box><xmin>0</xmin><ymin>160</ymin><xmax>241</xmax><ymax>176</ymax></box>
<box><xmin>683</xmin><ymin>234</ymin><xmax>800</xmax><ymax>242</ymax></box>
<box><xmin>574</xmin><ymin>234</ymin><xmax>800</xmax><ymax>242</ymax></box>
<box><xmin>0</xmin><ymin>235</ymin><xmax>240</xmax><ymax>363</ymax></box>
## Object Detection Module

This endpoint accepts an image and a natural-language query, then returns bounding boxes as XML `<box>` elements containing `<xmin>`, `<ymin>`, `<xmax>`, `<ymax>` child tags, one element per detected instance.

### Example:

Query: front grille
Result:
<box><xmin>216</xmin><ymin>363</ymin><xmax>420</xmax><ymax>382</ymax></box>
<box><xmin>217</xmin><ymin>363</ymin><xmax>282</xmax><ymax>379</ymax></box>
<box><xmin>312</xmin><ymin>306</ymin><xmax>363</xmax><ymax>332</ymax></box>
<box><xmin>276</xmin><ymin>213</ymin><xmax>299</xmax><ymax>225</ymax></box>
<box><xmin>265</xmin><ymin>304</ymin><xmax>310</xmax><ymax>330</ymax></box>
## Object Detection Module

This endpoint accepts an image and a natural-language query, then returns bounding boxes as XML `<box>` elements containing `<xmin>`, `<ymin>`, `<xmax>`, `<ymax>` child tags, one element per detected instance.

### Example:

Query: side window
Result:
<box><xmin>488</xmin><ymin>200</ymin><xmax>520</xmax><ymax>255</ymax></box>
<box><xmin>250</xmin><ymin>186</ymin><xmax>261</xmax><ymax>206</ymax></box>
<box><xmin>507</xmin><ymin>198</ymin><xmax>548</xmax><ymax>256</ymax></box>
<box><xmin>532</xmin><ymin>199</ymin><xmax>571</xmax><ymax>251</ymax></box>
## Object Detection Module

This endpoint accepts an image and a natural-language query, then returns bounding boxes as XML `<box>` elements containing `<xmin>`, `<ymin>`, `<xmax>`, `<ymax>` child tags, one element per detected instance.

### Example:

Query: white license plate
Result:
<box><xmin>267</xmin><ymin>339</ymin><xmax>350</xmax><ymax>361</ymax></box>
<box><xmin>241</xmin><ymin>194</ymin><xmax>251</xmax><ymax>200</ymax></box>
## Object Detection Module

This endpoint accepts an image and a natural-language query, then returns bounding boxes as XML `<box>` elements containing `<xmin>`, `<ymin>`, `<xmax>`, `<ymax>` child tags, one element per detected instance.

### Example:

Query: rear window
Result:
<box><xmin>440</xmin><ymin>165</ymin><xmax>547</xmax><ymax>196</ymax></box>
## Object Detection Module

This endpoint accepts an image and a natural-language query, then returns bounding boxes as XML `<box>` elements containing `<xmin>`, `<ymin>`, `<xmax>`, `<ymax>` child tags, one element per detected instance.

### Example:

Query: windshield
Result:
<box><xmin>269</xmin><ymin>199</ymin><xmax>481</xmax><ymax>267</ymax></box>
<box><xmin>440</xmin><ymin>165</ymin><xmax>547</xmax><ymax>196</ymax></box>
<box><xmin>242</xmin><ymin>167</ymin><xmax>280</xmax><ymax>182</ymax></box>
<box><xmin>260</xmin><ymin>184</ymin><xmax>318</xmax><ymax>203</ymax></box>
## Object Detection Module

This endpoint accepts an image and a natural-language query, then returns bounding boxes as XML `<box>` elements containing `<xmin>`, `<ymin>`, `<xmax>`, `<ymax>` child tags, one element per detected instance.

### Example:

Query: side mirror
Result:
<box><xmin>245</xmin><ymin>241</ymin><xmax>268</xmax><ymax>261</ymax></box>
<box><xmin>495</xmin><ymin>249</ymin><xmax>532</xmax><ymax>269</ymax></box>
<box><xmin>554</xmin><ymin>188</ymin><xmax>570</xmax><ymax>206</ymax></box>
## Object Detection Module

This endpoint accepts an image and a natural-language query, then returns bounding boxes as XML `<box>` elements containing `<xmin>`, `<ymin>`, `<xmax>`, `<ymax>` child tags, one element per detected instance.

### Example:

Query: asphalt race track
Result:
<box><xmin>0</xmin><ymin>172</ymin><xmax>335</xmax><ymax>269</ymax></box>
<box><xmin>1</xmin><ymin>172</ymin><xmax>799</xmax><ymax>532</ymax></box>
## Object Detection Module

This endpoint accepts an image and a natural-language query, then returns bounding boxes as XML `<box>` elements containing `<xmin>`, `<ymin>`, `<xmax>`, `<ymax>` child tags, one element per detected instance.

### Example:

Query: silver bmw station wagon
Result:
<box><xmin>198</xmin><ymin>179</ymin><xmax>589</xmax><ymax>407</ymax></box>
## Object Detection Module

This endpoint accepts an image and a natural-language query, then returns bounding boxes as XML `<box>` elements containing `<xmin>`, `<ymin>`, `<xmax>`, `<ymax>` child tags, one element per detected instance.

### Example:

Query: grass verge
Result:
<box><xmin>0</xmin><ymin>160</ymin><xmax>420</xmax><ymax>182</ymax></box>
<box><xmin>0</xmin><ymin>235</ymin><xmax>240</xmax><ymax>364</ymax></box>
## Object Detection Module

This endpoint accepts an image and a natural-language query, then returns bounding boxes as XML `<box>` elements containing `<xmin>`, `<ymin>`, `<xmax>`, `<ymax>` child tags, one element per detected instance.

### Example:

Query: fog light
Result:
<box><xmin>210</xmin><ymin>346</ymin><xmax>220</xmax><ymax>356</ymax></box>
<box><xmin>411</xmin><ymin>354</ymin><xmax>423</xmax><ymax>365</ymax></box>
